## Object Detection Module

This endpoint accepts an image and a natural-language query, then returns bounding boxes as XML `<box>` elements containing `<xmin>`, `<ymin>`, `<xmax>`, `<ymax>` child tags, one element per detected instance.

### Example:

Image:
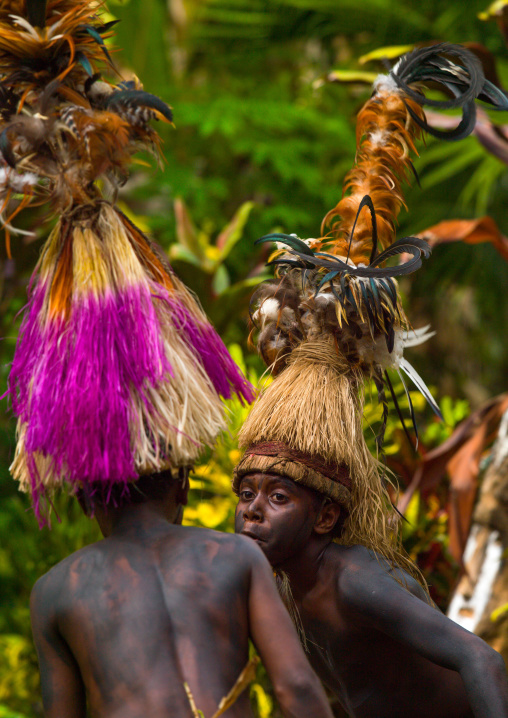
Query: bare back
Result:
<box><xmin>31</xmin><ymin>526</ymin><xmax>254</xmax><ymax>718</ymax></box>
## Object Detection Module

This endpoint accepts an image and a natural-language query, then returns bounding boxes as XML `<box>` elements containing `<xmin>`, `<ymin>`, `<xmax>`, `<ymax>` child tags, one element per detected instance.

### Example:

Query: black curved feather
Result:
<box><xmin>405</xmin><ymin>97</ymin><xmax>477</xmax><ymax>142</ymax></box>
<box><xmin>76</xmin><ymin>52</ymin><xmax>94</xmax><ymax>77</ymax></box>
<box><xmin>385</xmin><ymin>324</ymin><xmax>395</xmax><ymax>353</ymax></box>
<box><xmin>479</xmin><ymin>80</ymin><xmax>508</xmax><ymax>110</ymax></box>
<box><xmin>0</xmin><ymin>129</ymin><xmax>16</xmax><ymax>168</ymax></box>
<box><xmin>104</xmin><ymin>90</ymin><xmax>173</xmax><ymax>123</ymax></box>
<box><xmin>360</xmin><ymin>281</ymin><xmax>375</xmax><ymax>330</ymax></box>
<box><xmin>286</xmin><ymin>234</ymin><xmax>430</xmax><ymax>278</ymax></box>
<box><xmin>94</xmin><ymin>20</ymin><xmax>121</xmax><ymax>34</ymax></box>
<box><xmin>83</xmin><ymin>25</ymin><xmax>114</xmax><ymax>65</ymax></box>
<box><xmin>379</xmin><ymin>277</ymin><xmax>398</xmax><ymax>310</ymax></box>
<box><xmin>388</xmin><ymin>43</ymin><xmax>508</xmax><ymax>152</ymax></box>
<box><xmin>396</xmin><ymin>368</ymin><xmax>419</xmax><ymax>450</ymax></box>
<box><xmin>268</xmin><ymin>258</ymin><xmax>315</xmax><ymax>270</ymax></box>
<box><xmin>369</xmin><ymin>278</ymin><xmax>382</xmax><ymax>317</ymax></box>
<box><xmin>385</xmin><ymin>370</ymin><xmax>418</xmax><ymax>451</ymax></box>
<box><xmin>329</xmin><ymin>282</ymin><xmax>341</xmax><ymax>301</ymax></box>
<box><xmin>392</xmin><ymin>44</ymin><xmax>484</xmax><ymax>110</ymax></box>
<box><xmin>407</xmin><ymin>159</ymin><xmax>421</xmax><ymax>188</ymax></box>
<box><xmin>256</xmin><ymin>233</ymin><xmax>315</xmax><ymax>257</ymax></box>
<box><xmin>370</xmin><ymin>236</ymin><xmax>431</xmax><ymax>265</ymax></box>
<box><xmin>344</xmin><ymin>282</ymin><xmax>359</xmax><ymax>315</ymax></box>
<box><xmin>344</xmin><ymin>194</ymin><xmax>379</xmax><ymax>265</ymax></box>
<box><xmin>317</xmin><ymin>269</ymin><xmax>340</xmax><ymax>291</ymax></box>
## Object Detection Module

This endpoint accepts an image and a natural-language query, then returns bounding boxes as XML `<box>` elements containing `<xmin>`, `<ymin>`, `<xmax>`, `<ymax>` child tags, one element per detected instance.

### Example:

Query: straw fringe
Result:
<box><xmin>275</xmin><ymin>571</ymin><xmax>309</xmax><ymax>652</ymax></box>
<box><xmin>239</xmin><ymin>339</ymin><xmax>364</xmax><ymax>465</ymax></box>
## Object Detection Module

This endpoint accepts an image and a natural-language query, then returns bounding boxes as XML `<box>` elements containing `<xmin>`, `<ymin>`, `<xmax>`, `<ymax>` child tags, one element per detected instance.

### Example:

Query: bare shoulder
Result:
<box><xmin>156</xmin><ymin>526</ymin><xmax>270</xmax><ymax>588</ymax></box>
<box><xmin>31</xmin><ymin>541</ymin><xmax>105</xmax><ymax>616</ymax></box>
<box><xmin>333</xmin><ymin>543</ymin><xmax>429</xmax><ymax>608</ymax></box>
<box><xmin>174</xmin><ymin>526</ymin><xmax>266</xmax><ymax>564</ymax></box>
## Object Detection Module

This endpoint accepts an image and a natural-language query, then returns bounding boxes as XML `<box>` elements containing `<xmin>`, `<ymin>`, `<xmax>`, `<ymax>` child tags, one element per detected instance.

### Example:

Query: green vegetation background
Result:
<box><xmin>1</xmin><ymin>0</ymin><xmax>508</xmax><ymax>715</ymax></box>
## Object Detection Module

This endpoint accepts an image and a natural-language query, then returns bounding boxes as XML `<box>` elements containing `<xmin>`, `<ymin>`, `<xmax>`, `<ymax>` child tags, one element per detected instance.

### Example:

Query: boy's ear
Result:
<box><xmin>176</xmin><ymin>472</ymin><xmax>190</xmax><ymax>506</ymax></box>
<box><xmin>76</xmin><ymin>491</ymin><xmax>92</xmax><ymax>518</ymax></box>
<box><xmin>313</xmin><ymin>501</ymin><xmax>342</xmax><ymax>535</ymax></box>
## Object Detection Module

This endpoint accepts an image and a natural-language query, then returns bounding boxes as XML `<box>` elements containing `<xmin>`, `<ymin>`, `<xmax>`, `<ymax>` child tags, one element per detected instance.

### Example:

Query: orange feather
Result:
<box><xmin>48</xmin><ymin>224</ymin><xmax>74</xmax><ymax>320</ymax></box>
<box><xmin>319</xmin><ymin>94</ymin><xmax>425</xmax><ymax>265</ymax></box>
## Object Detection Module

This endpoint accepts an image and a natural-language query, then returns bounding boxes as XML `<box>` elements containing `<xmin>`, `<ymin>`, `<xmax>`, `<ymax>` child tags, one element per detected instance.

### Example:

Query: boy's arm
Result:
<box><xmin>242</xmin><ymin>538</ymin><xmax>333</xmax><ymax>718</ymax></box>
<box><xmin>30</xmin><ymin>575</ymin><xmax>86</xmax><ymax>718</ymax></box>
<box><xmin>341</xmin><ymin>552</ymin><xmax>508</xmax><ymax>718</ymax></box>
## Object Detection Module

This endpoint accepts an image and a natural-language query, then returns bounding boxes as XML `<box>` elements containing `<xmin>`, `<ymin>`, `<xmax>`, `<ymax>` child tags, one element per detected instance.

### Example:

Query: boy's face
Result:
<box><xmin>235</xmin><ymin>472</ymin><xmax>320</xmax><ymax>567</ymax></box>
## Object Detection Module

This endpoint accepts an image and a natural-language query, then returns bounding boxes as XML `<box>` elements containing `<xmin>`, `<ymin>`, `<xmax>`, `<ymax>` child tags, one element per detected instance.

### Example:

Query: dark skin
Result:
<box><xmin>235</xmin><ymin>472</ymin><xmax>508</xmax><ymax>718</ymax></box>
<box><xmin>30</xmin><ymin>479</ymin><xmax>334</xmax><ymax>718</ymax></box>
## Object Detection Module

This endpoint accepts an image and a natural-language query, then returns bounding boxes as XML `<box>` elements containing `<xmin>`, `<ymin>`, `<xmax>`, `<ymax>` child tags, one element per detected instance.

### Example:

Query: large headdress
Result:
<box><xmin>1</xmin><ymin>0</ymin><xmax>254</xmax><ymax>523</ymax></box>
<box><xmin>234</xmin><ymin>44</ymin><xmax>507</xmax><ymax>563</ymax></box>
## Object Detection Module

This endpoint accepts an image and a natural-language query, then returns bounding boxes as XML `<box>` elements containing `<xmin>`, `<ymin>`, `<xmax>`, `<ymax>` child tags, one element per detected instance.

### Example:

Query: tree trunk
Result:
<box><xmin>447</xmin><ymin>409</ymin><xmax>508</xmax><ymax>662</ymax></box>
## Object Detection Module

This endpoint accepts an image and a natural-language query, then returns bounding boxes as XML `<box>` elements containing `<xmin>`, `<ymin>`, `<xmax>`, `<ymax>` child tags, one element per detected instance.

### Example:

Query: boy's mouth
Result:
<box><xmin>241</xmin><ymin>528</ymin><xmax>267</xmax><ymax>543</ymax></box>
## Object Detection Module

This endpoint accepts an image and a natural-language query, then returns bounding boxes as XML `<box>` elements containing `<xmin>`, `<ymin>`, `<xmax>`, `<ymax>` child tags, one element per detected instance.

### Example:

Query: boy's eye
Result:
<box><xmin>240</xmin><ymin>489</ymin><xmax>255</xmax><ymax>500</ymax></box>
<box><xmin>272</xmin><ymin>492</ymin><xmax>288</xmax><ymax>502</ymax></box>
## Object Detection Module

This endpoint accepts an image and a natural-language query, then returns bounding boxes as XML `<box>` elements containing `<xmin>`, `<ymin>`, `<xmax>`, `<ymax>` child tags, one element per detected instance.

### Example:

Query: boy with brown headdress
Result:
<box><xmin>234</xmin><ymin>45</ymin><xmax>508</xmax><ymax>717</ymax></box>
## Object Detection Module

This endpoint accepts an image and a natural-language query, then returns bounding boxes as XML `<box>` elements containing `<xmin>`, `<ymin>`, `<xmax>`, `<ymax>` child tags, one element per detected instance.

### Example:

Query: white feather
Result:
<box><xmin>402</xmin><ymin>325</ymin><xmax>436</xmax><ymax>348</ymax></box>
<box><xmin>356</xmin><ymin>328</ymin><xmax>404</xmax><ymax>370</ymax></box>
<box><xmin>9</xmin><ymin>15</ymin><xmax>40</xmax><ymax>40</ymax></box>
<box><xmin>314</xmin><ymin>292</ymin><xmax>335</xmax><ymax>306</ymax></box>
<box><xmin>369</xmin><ymin>129</ymin><xmax>389</xmax><ymax>147</ymax></box>
<box><xmin>399</xmin><ymin>357</ymin><xmax>442</xmax><ymax>418</ymax></box>
<box><xmin>373</xmin><ymin>72</ymin><xmax>400</xmax><ymax>94</ymax></box>
<box><xmin>257</xmin><ymin>298</ymin><xmax>280</xmax><ymax>322</ymax></box>
<box><xmin>354</xmin><ymin>325</ymin><xmax>434</xmax><ymax>372</ymax></box>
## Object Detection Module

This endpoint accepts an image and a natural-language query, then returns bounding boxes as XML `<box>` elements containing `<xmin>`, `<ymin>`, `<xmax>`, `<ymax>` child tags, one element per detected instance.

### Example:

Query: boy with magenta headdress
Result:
<box><xmin>2</xmin><ymin>2</ymin><xmax>334</xmax><ymax>715</ymax></box>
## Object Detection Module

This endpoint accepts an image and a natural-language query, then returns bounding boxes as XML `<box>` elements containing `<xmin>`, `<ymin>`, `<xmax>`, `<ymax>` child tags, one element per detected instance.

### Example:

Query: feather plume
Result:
<box><xmin>0</xmin><ymin>0</ymin><xmax>174</xmax><ymax>222</ymax></box>
<box><xmin>250</xmin><ymin>44</ymin><xmax>505</xmax><ymax>425</ymax></box>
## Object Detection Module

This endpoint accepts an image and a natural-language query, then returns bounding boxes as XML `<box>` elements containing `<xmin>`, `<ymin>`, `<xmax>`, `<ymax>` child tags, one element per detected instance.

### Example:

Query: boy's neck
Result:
<box><xmin>97</xmin><ymin>498</ymin><xmax>182</xmax><ymax>538</ymax></box>
<box><xmin>276</xmin><ymin>536</ymin><xmax>333</xmax><ymax>600</ymax></box>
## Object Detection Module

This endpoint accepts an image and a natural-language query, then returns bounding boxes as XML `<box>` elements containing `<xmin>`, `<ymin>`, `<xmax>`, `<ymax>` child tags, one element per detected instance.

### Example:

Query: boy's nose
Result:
<box><xmin>243</xmin><ymin>498</ymin><xmax>263</xmax><ymax>522</ymax></box>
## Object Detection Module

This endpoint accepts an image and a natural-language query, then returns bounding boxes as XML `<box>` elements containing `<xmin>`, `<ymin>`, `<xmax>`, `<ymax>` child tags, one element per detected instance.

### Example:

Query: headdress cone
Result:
<box><xmin>234</xmin><ymin>338</ymin><xmax>394</xmax><ymax>555</ymax></box>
